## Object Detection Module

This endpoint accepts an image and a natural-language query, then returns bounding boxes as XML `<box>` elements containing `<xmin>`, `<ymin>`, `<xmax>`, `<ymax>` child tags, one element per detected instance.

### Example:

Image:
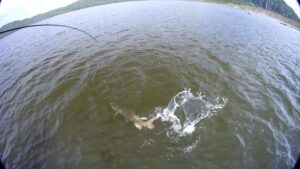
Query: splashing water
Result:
<box><xmin>155</xmin><ymin>89</ymin><xmax>228</xmax><ymax>137</ymax></box>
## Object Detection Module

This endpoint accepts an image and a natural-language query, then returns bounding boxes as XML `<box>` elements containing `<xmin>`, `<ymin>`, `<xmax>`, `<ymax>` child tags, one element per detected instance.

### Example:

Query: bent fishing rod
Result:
<box><xmin>0</xmin><ymin>23</ymin><xmax>99</xmax><ymax>43</ymax></box>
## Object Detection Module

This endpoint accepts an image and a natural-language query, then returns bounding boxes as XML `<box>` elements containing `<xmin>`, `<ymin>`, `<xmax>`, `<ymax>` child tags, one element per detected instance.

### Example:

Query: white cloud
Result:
<box><xmin>0</xmin><ymin>0</ymin><xmax>77</xmax><ymax>27</ymax></box>
<box><xmin>283</xmin><ymin>0</ymin><xmax>300</xmax><ymax>18</ymax></box>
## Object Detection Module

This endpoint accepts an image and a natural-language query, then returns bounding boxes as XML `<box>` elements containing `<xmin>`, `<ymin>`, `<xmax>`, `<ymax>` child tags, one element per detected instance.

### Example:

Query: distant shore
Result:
<box><xmin>197</xmin><ymin>0</ymin><xmax>300</xmax><ymax>31</ymax></box>
<box><xmin>0</xmin><ymin>0</ymin><xmax>299</xmax><ymax>36</ymax></box>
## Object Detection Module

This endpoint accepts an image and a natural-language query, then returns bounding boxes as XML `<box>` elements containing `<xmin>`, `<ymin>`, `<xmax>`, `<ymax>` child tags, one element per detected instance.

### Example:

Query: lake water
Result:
<box><xmin>0</xmin><ymin>1</ymin><xmax>300</xmax><ymax>169</ymax></box>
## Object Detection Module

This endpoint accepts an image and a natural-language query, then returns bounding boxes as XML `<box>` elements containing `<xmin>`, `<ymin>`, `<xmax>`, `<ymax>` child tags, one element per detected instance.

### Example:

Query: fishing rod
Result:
<box><xmin>0</xmin><ymin>23</ymin><xmax>99</xmax><ymax>43</ymax></box>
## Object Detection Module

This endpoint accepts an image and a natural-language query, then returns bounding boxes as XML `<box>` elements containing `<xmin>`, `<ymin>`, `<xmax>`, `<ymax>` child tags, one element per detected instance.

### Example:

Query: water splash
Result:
<box><xmin>155</xmin><ymin>89</ymin><xmax>227</xmax><ymax>137</ymax></box>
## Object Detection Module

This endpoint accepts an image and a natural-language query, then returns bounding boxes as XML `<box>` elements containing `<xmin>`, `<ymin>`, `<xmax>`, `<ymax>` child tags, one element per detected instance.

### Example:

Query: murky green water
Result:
<box><xmin>1</xmin><ymin>1</ymin><xmax>300</xmax><ymax>169</ymax></box>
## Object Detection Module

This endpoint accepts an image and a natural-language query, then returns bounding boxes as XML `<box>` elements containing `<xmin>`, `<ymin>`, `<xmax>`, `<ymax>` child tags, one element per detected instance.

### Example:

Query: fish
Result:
<box><xmin>110</xmin><ymin>103</ymin><xmax>158</xmax><ymax>130</ymax></box>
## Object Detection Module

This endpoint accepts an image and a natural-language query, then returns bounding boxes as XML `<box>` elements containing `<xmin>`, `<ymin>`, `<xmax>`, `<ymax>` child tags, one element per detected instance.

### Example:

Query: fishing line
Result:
<box><xmin>0</xmin><ymin>23</ymin><xmax>99</xmax><ymax>43</ymax></box>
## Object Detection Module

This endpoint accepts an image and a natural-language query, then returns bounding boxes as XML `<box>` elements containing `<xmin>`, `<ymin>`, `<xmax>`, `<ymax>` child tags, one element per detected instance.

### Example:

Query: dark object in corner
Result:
<box><xmin>295</xmin><ymin>155</ymin><xmax>300</xmax><ymax>169</ymax></box>
<box><xmin>0</xmin><ymin>161</ymin><xmax>5</xmax><ymax>169</ymax></box>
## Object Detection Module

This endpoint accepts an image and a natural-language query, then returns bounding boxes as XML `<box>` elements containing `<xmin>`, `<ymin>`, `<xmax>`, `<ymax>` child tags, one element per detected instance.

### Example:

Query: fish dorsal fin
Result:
<box><xmin>134</xmin><ymin>123</ymin><xmax>143</xmax><ymax>130</ymax></box>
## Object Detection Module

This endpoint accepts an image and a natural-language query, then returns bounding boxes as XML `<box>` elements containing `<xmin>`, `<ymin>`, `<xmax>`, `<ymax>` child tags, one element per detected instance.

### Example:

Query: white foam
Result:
<box><xmin>155</xmin><ymin>89</ymin><xmax>227</xmax><ymax>137</ymax></box>
<box><xmin>183</xmin><ymin>137</ymin><xmax>200</xmax><ymax>154</ymax></box>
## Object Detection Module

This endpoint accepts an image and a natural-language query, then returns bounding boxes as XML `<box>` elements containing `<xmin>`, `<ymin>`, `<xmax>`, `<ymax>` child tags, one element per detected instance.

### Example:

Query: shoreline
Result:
<box><xmin>194</xmin><ymin>0</ymin><xmax>300</xmax><ymax>31</ymax></box>
<box><xmin>1</xmin><ymin>0</ymin><xmax>299</xmax><ymax>35</ymax></box>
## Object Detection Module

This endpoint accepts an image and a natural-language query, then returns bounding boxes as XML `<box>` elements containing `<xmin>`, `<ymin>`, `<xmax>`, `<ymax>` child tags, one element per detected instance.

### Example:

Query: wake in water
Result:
<box><xmin>154</xmin><ymin>89</ymin><xmax>227</xmax><ymax>137</ymax></box>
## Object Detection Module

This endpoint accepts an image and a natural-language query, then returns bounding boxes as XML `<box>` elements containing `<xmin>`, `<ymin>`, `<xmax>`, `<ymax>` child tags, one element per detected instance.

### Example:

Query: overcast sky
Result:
<box><xmin>0</xmin><ymin>0</ymin><xmax>299</xmax><ymax>28</ymax></box>
<box><xmin>0</xmin><ymin>0</ymin><xmax>78</xmax><ymax>27</ymax></box>
<box><xmin>283</xmin><ymin>0</ymin><xmax>300</xmax><ymax>17</ymax></box>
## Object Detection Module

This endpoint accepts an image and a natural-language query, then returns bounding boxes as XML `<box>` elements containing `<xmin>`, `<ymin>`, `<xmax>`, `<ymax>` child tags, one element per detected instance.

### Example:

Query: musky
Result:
<box><xmin>0</xmin><ymin>0</ymin><xmax>299</xmax><ymax>28</ymax></box>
